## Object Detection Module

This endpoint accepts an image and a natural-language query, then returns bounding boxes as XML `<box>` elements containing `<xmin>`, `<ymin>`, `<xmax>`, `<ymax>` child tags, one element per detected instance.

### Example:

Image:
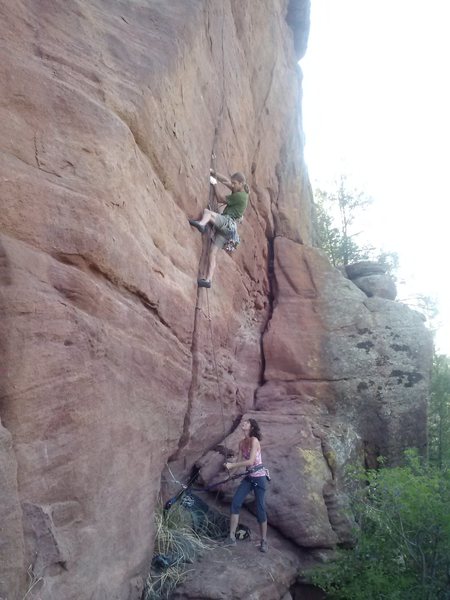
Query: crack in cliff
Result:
<box><xmin>6</xmin><ymin>134</ymin><xmax>62</xmax><ymax>180</ymax></box>
<box><xmin>257</xmin><ymin>236</ymin><xmax>276</xmax><ymax>389</ymax></box>
<box><xmin>312</xmin><ymin>427</ymin><xmax>344</xmax><ymax>542</ymax></box>
<box><xmin>169</xmin><ymin>302</ymin><xmax>202</xmax><ymax>461</ymax></box>
<box><xmin>226</xmin><ymin>106</ymin><xmax>239</xmax><ymax>141</ymax></box>
<box><xmin>302</xmin><ymin>253</ymin><xmax>318</xmax><ymax>297</ymax></box>
<box><xmin>169</xmin><ymin>2</ymin><xmax>230</xmax><ymax>461</ymax></box>
<box><xmin>33</xmin><ymin>133</ymin><xmax>42</xmax><ymax>170</ymax></box>
<box><xmin>257</xmin><ymin>56</ymin><xmax>278</xmax><ymax>121</ymax></box>
<box><xmin>51</xmin><ymin>252</ymin><xmax>186</xmax><ymax>347</ymax></box>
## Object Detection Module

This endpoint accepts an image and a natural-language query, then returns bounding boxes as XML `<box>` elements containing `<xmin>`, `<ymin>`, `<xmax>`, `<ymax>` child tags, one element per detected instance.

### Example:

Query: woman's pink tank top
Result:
<box><xmin>242</xmin><ymin>443</ymin><xmax>265</xmax><ymax>477</ymax></box>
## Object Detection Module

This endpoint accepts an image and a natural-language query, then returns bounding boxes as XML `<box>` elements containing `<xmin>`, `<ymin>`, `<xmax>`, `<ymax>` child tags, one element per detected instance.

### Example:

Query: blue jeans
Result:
<box><xmin>230</xmin><ymin>476</ymin><xmax>267</xmax><ymax>523</ymax></box>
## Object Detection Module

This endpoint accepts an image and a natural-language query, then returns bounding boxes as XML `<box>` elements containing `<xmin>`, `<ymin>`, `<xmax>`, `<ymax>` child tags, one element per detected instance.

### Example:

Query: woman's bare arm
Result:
<box><xmin>225</xmin><ymin>438</ymin><xmax>258</xmax><ymax>471</ymax></box>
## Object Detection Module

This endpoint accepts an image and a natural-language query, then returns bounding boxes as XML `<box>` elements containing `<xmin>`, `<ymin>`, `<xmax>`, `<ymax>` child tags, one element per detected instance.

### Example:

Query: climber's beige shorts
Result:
<box><xmin>212</xmin><ymin>214</ymin><xmax>234</xmax><ymax>249</ymax></box>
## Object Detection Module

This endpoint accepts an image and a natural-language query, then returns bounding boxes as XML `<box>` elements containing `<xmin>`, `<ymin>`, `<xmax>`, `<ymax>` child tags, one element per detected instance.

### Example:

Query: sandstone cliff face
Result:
<box><xmin>0</xmin><ymin>1</ymin><xmax>432</xmax><ymax>599</ymax></box>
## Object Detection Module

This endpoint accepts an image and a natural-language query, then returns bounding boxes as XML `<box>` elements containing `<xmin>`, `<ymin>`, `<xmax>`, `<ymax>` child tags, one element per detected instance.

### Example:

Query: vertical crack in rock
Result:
<box><xmin>33</xmin><ymin>132</ymin><xmax>42</xmax><ymax>169</ymax></box>
<box><xmin>170</xmin><ymin>3</ymin><xmax>230</xmax><ymax>460</ymax></box>
<box><xmin>302</xmin><ymin>252</ymin><xmax>318</xmax><ymax>297</ymax></box>
<box><xmin>257</xmin><ymin>236</ymin><xmax>276</xmax><ymax>389</ymax></box>
<box><xmin>0</xmin><ymin>235</ymin><xmax>13</xmax><ymax>418</ymax></box>
<box><xmin>32</xmin><ymin>132</ymin><xmax>61</xmax><ymax>178</ymax></box>
<box><xmin>313</xmin><ymin>427</ymin><xmax>357</xmax><ymax>547</ymax></box>
<box><xmin>22</xmin><ymin>503</ymin><xmax>67</xmax><ymax>577</ymax></box>
<box><xmin>169</xmin><ymin>287</ymin><xmax>204</xmax><ymax>461</ymax></box>
<box><xmin>258</xmin><ymin>56</ymin><xmax>278</xmax><ymax>120</ymax></box>
<box><xmin>314</xmin><ymin>428</ymin><xmax>341</xmax><ymax>537</ymax></box>
<box><xmin>205</xmin><ymin>0</ymin><xmax>227</xmax><ymax>151</ymax></box>
<box><xmin>255</xmin><ymin>163</ymin><xmax>282</xmax><ymax>390</ymax></box>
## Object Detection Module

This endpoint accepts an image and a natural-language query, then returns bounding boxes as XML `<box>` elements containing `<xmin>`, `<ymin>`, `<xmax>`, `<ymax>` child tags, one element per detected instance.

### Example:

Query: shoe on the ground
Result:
<box><xmin>259</xmin><ymin>540</ymin><xmax>268</xmax><ymax>553</ymax></box>
<box><xmin>197</xmin><ymin>279</ymin><xmax>211</xmax><ymax>288</ymax></box>
<box><xmin>221</xmin><ymin>537</ymin><xmax>236</xmax><ymax>547</ymax></box>
<box><xmin>189</xmin><ymin>219</ymin><xmax>206</xmax><ymax>234</ymax></box>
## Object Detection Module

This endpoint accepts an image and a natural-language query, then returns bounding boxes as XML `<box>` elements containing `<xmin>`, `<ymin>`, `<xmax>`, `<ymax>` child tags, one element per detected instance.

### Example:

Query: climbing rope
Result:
<box><xmin>164</xmin><ymin>5</ymin><xmax>228</xmax><ymax>495</ymax></box>
<box><xmin>205</xmin><ymin>287</ymin><xmax>226</xmax><ymax>439</ymax></box>
<box><xmin>199</xmin><ymin>1</ymin><xmax>228</xmax><ymax>440</ymax></box>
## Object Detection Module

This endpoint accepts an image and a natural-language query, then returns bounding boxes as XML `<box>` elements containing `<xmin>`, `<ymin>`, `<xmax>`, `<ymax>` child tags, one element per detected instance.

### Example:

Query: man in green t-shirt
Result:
<box><xmin>189</xmin><ymin>170</ymin><xmax>249</xmax><ymax>288</ymax></box>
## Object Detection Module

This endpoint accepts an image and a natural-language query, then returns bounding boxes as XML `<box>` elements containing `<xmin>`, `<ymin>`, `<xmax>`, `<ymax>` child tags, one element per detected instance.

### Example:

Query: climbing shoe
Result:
<box><xmin>197</xmin><ymin>279</ymin><xmax>211</xmax><ymax>288</ymax></box>
<box><xmin>259</xmin><ymin>540</ymin><xmax>268</xmax><ymax>553</ymax></box>
<box><xmin>189</xmin><ymin>219</ymin><xmax>206</xmax><ymax>234</ymax></box>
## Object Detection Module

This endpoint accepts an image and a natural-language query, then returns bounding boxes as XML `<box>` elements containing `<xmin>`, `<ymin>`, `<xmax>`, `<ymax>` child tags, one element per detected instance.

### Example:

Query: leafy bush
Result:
<box><xmin>429</xmin><ymin>354</ymin><xmax>450</xmax><ymax>469</ymax></box>
<box><xmin>309</xmin><ymin>452</ymin><xmax>450</xmax><ymax>599</ymax></box>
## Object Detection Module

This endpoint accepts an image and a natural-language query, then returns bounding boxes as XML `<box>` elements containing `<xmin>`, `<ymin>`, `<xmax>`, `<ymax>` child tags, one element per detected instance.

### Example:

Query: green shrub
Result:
<box><xmin>309</xmin><ymin>452</ymin><xmax>450</xmax><ymax>599</ymax></box>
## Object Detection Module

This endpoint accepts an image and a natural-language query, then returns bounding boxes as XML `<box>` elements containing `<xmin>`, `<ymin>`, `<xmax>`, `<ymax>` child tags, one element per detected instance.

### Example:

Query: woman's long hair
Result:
<box><xmin>248</xmin><ymin>418</ymin><xmax>262</xmax><ymax>441</ymax></box>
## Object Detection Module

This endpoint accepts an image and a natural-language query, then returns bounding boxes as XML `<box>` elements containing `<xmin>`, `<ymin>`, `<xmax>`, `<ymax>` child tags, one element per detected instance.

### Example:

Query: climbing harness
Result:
<box><xmin>223</xmin><ymin>238</ymin><xmax>239</xmax><ymax>254</ymax></box>
<box><xmin>218</xmin><ymin>215</ymin><xmax>241</xmax><ymax>254</ymax></box>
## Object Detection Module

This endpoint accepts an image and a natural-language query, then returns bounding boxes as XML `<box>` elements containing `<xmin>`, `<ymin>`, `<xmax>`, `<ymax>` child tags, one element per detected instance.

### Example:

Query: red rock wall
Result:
<box><xmin>0</xmin><ymin>1</ymin><xmax>431</xmax><ymax>599</ymax></box>
<box><xmin>0</xmin><ymin>1</ymin><xmax>313</xmax><ymax>598</ymax></box>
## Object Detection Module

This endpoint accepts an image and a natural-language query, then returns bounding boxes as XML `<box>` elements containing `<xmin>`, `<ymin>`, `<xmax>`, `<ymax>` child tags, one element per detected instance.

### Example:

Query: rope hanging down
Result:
<box><xmin>200</xmin><ymin>111</ymin><xmax>226</xmax><ymax>441</ymax></box>
<box><xmin>164</xmin><ymin>464</ymin><xmax>269</xmax><ymax>511</ymax></box>
<box><xmin>199</xmin><ymin>1</ymin><xmax>227</xmax><ymax>439</ymax></box>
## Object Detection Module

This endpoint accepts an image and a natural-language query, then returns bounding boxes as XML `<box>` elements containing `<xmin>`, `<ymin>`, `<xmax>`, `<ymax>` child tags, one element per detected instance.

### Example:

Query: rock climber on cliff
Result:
<box><xmin>188</xmin><ymin>169</ymin><xmax>249</xmax><ymax>288</ymax></box>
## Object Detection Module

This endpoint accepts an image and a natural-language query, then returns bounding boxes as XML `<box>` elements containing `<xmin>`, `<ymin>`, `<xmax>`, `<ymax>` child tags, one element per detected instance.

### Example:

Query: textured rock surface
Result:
<box><xmin>172</xmin><ymin>525</ymin><xmax>309</xmax><ymax>600</ymax></box>
<box><xmin>263</xmin><ymin>241</ymin><xmax>431</xmax><ymax>464</ymax></box>
<box><xmin>345</xmin><ymin>261</ymin><xmax>386</xmax><ymax>279</ymax></box>
<box><xmin>345</xmin><ymin>260</ymin><xmax>397</xmax><ymax>300</ymax></box>
<box><xmin>352</xmin><ymin>273</ymin><xmax>397</xmax><ymax>300</ymax></box>
<box><xmin>0</xmin><ymin>1</ymin><xmax>432</xmax><ymax>599</ymax></box>
<box><xmin>0</xmin><ymin>421</ymin><xmax>26</xmax><ymax>599</ymax></box>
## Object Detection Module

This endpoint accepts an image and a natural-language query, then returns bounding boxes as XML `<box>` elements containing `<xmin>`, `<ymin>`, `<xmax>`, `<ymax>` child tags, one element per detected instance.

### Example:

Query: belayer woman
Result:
<box><xmin>223</xmin><ymin>418</ymin><xmax>268</xmax><ymax>552</ymax></box>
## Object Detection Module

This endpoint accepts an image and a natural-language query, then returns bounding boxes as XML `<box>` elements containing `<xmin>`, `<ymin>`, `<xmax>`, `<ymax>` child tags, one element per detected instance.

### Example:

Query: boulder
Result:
<box><xmin>345</xmin><ymin>261</ymin><xmax>387</xmax><ymax>279</ymax></box>
<box><xmin>352</xmin><ymin>273</ymin><xmax>397</xmax><ymax>300</ymax></box>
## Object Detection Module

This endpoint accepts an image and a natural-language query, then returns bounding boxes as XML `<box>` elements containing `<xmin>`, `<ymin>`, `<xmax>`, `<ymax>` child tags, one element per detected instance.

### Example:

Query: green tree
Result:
<box><xmin>429</xmin><ymin>354</ymin><xmax>450</xmax><ymax>469</ymax></box>
<box><xmin>314</xmin><ymin>176</ymin><xmax>399</xmax><ymax>275</ymax></box>
<box><xmin>309</xmin><ymin>453</ymin><xmax>450</xmax><ymax>599</ymax></box>
<box><xmin>314</xmin><ymin>175</ymin><xmax>374</xmax><ymax>266</ymax></box>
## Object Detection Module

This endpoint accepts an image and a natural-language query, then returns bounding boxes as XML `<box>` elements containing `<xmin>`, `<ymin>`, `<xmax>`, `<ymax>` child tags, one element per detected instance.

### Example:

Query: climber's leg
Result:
<box><xmin>198</xmin><ymin>208</ymin><xmax>219</xmax><ymax>226</ymax></box>
<box><xmin>206</xmin><ymin>243</ymin><xmax>219</xmax><ymax>281</ymax></box>
<box><xmin>198</xmin><ymin>240</ymin><xmax>222</xmax><ymax>287</ymax></box>
<box><xmin>189</xmin><ymin>209</ymin><xmax>220</xmax><ymax>234</ymax></box>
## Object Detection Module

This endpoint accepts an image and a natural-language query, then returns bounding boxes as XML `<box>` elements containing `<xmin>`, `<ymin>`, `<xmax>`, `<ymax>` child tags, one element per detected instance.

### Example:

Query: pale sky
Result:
<box><xmin>301</xmin><ymin>0</ymin><xmax>450</xmax><ymax>354</ymax></box>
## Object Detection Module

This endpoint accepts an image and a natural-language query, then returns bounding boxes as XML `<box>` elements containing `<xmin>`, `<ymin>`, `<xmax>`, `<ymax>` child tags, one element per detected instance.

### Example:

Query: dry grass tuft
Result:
<box><xmin>143</xmin><ymin>501</ymin><xmax>218</xmax><ymax>600</ymax></box>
